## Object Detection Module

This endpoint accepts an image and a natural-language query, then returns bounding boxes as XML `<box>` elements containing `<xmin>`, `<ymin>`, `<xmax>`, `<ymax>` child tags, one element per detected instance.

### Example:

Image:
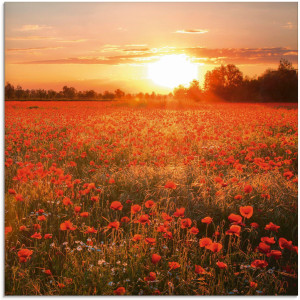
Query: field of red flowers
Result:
<box><xmin>5</xmin><ymin>101</ymin><xmax>298</xmax><ymax>295</ymax></box>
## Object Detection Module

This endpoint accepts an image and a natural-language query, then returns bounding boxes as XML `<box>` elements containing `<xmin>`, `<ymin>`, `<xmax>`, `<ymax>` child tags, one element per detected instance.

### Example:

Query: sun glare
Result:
<box><xmin>148</xmin><ymin>54</ymin><xmax>198</xmax><ymax>89</ymax></box>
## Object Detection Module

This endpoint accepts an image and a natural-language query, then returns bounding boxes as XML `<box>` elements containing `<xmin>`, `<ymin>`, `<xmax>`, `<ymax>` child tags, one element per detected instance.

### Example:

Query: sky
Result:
<box><xmin>5</xmin><ymin>2</ymin><xmax>298</xmax><ymax>93</ymax></box>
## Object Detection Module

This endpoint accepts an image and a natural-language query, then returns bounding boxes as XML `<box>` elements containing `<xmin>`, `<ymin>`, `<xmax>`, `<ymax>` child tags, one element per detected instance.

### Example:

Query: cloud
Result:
<box><xmin>6</xmin><ymin>36</ymin><xmax>57</xmax><ymax>41</ymax></box>
<box><xmin>7</xmin><ymin>47</ymin><xmax>64</xmax><ymax>52</ymax></box>
<box><xmin>282</xmin><ymin>22</ymin><xmax>295</xmax><ymax>30</ymax></box>
<box><xmin>123</xmin><ymin>48</ymin><xmax>150</xmax><ymax>52</ymax></box>
<box><xmin>56</xmin><ymin>39</ymin><xmax>88</xmax><ymax>43</ymax></box>
<box><xmin>175</xmin><ymin>29</ymin><xmax>208</xmax><ymax>34</ymax></box>
<box><xmin>17</xmin><ymin>24</ymin><xmax>53</xmax><ymax>32</ymax></box>
<box><xmin>185</xmin><ymin>47</ymin><xmax>298</xmax><ymax>65</ymax></box>
<box><xmin>15</xmin><ymin>47</ymin><xmax>298</xmax><ymax>66</ymax></box>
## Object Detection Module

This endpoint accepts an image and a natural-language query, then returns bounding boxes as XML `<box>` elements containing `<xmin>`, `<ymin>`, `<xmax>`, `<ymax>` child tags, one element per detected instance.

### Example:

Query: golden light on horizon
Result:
<box><xmin>147</xmin><ymin>54</ymin><xmax>198</xmax><ymax>89</ymax></box>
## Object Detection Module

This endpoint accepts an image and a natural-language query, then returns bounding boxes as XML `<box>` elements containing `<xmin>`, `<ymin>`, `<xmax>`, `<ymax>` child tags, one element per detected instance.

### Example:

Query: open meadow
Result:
<box><xmin>5</xmin><ymin>101</ymin><xmax>298</xmax><ymax>295</ymax></box>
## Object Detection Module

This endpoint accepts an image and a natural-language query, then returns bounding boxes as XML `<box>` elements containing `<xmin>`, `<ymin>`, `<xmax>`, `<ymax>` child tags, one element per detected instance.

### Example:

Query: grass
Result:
<box><xmin>5</xmin><ymin>101</ymin><xmax>298</xmax><ymax>295</ymax></box>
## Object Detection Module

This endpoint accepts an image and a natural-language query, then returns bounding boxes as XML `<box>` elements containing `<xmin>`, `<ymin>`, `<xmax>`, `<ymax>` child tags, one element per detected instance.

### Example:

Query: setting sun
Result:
<box><xmin>148</xmin><ymin>55</ymin><xmax>198</xmax><ymax>88</ymax></box>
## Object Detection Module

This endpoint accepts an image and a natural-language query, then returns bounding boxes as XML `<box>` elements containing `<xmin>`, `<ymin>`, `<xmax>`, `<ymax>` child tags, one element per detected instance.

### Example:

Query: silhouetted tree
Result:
<box><xmin>62</xmin><ymin>86</ymin><xmax>76</xmax><ymax>99</ymax></box>
<box><xmin>258</xmin><ymin>59</ymin><xmax>297</xmax><ymax>102</ymax></box>
<box><xmin>187</xmin><ymin>80</ymin><xmax>202</xmax><ymax>102</ymax></box>
<box><xmin>5</xmin><ymin>82</ymin><xmax>15</xmax><ymax>99</ymax></box>
<box><xmin>204</xmin><ymin>64</ymin><xmax>243</xmax><ymax>101</ymax></box>
<box><xmin>114</xmin><ymin>89</ymin><xmax>125</xmax><ymax>99</ymax></box>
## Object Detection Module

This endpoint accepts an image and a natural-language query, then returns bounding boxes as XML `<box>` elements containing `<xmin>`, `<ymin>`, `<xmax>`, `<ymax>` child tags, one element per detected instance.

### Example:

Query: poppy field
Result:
<box><xmin>5</xmin><ymin>101</ymin><xmax>298</xmax><ymax>295</ymax></box>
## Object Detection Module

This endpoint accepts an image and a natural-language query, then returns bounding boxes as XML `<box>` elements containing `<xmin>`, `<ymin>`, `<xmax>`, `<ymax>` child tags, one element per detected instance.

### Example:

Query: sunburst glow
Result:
<box><xmin>147</xmin><ymin>54</ymin><xmax>198</xmax><ymax>88</ymax></box>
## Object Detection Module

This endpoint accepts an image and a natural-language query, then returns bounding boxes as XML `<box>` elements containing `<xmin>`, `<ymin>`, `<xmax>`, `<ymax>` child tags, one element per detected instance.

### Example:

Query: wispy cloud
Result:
<box><xmin>17</xmin><ymin>24</ymin><xmax>53</xmax><ymax>32</ymax></box>
<box><xmin>56</xmin><ymin>39</ymin><xmax>88</xmax><ymax>43</ymax></box>
<box><xmin>6</xmin><ymin>36</ymin><xmax>57</xmax><ymax>41</ymax></box>
<box><xmin>175</xmin><ymin>29</ymin><xmax>208</xmax><ymax>34</ymax></box>
<box><xmin>123</xmin><ymin>48</ymin><xmax>150</xmax><ymax>52</ymax></box>
<box><xmin>7</xmin><ymin>46</ymin><xmax>64</xmax><ymax>52</ymax></box>
<box><xmin>15</xmin><ymin>47</ymin><xmax>298</xmax><ymax>65</ymax></box>
<box><xmin>282</xmin><ymin>22</ymin><xmax>295</xmax><ymax>30</ymax></box>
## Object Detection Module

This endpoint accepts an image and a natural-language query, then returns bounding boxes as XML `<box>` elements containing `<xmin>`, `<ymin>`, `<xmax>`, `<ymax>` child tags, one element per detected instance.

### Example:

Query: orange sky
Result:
<box><xmin>5</xmin><ymin>2</ymin><xmax>298</xmax><ymax>93</ymax></box>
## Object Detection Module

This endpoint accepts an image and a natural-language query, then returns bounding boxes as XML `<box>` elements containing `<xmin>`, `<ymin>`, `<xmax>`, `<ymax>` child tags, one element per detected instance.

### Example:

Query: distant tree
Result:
<box><xmin>15</xmin><ymin>85</ymin><xmax>24</xmax><ymax>100</ymax></box>
<box><xmin>173</xmin><ymin>85</ymin><xmax>187</xmax><ymax>100</ymax></box>
<box><xmin>114</xmin><ymin>89</ymin><xmax>125</xmax><ymax>99</ymax></box>
<box><xmin>85</xmin><ymin>90</ymin><xmax>97</xmax><ymax>99</ymax></box>
<box><xmin>103</xmin><ymin>91</ymin><xmax>115</xmax><ymax>100</ymax></box>
<box><xmin>258</xmin><ymin>59</ymin><xmax>297</xmax><ymax>102</ymax></box>
<box><xmin>62</xmin><ymin>86</ymin><xmax>76</xmax><ymax>99</ymax></box>
<box><xmin>187</xmin><ymin>80</ymin><xmax>202</xmax><ymax>102</ymax></box>
<box><xmin>5</xmin><ymin>82</ymin><xmax>15</xmax><ymax>99</ymax></box>
<box><xmin>48</xmin><ymin>89</ymin><xmax>57</xmax><ymax>99</ymax></box>
<box><xmin>204</xmin><ymin>64</ymin><xmax>243</xmax><ymax>101</ymax></box>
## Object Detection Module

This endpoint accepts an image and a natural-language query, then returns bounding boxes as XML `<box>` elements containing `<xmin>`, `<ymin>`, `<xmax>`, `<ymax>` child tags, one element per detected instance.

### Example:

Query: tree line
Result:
<box><xmin>174</xmin><ymin>59</ymin><xmax>297</xmax><ymax>102</ymax></box>
<box><xmin>5</xmin><ymin>59</ymin><xmax>298</xmax><ymax>102</ymax></box>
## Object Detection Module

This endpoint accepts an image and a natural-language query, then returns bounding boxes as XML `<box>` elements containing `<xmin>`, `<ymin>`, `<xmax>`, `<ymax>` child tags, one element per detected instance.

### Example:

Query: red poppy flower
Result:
<box><xmin>63</xmin><ymin>197</ymin><xmax>73</xmax><ymax>206</ymax></box>
<box><xmin>216</xmin><ymin>261</ymin><xmax>227</xmax><ymax>269</ymax></box>
<box><xmin>251</xmin><ymin>260</ymin><xmax>268</xmax><ymax>268</ymax></box>
<box><xmin>144</xmin><ymin>272</ymin><xmax>156</xmax><ymax>282</ymax></box>
<box><xmin>261</xmin><ymin>237</ymin><xmax>275</xmax><ymax>245</ymax></box>
<box><xmin>173</xmin><ymin>207</ymin><xmax>185</xmax><ymax>217</ymax></box>
<box><xmin>239</xmin><ymin>206</ymin><xmax>253</xmax><ymax>219</ymax></box>
<box><xmin>37</xmin><ymin>215</ymin><xmax>46</xmax><ymax>221</ymax></box>
<box><xmin>228</xmin><ymin>213</ymin><xmax>242</xmax><ymax>224</ymax></box>
<box><xmin>181</xmin><ymin>218</ymin><xmax>192</xmax><ymax>229</ymax></box>
<box><xmin>74</xmin><ymin>206</ymin><xmax>81</xmax><ymax>213</ymax></box>
<box><xmin>80</xmin><ymin>212</ymin><xmax>89</xmax><ymax>218</ymax></box>
<box><xmin>195</xmin><ymin>265</ymin><xmax>206</xmax><ymax>274</ymax></box>
<box><xmin>108</xmin><ymin>178</ymin><xmax>115</xmax><ymax>184</ymax></box>
<box><xmin>201</xmin><ymin>216</ymin><xmax>213</xmax><ymax>224</ymax></box>
<box><xmin>31</xmin><ymin>232</ymin><xmax>42</xmax><ymax>239</ymax></box>
<box><xmin>145</xmin><ymin>200</ymin><xmax>155</xmax><ymax>208</ymax></box>
<box><xmin>244</xmin><ymin>184</ymin><xmax>253</xmax><ymax>193</ymax></box>
<box><xmin>265</xmin><ymin>222</ymin><xmax>280</xmax><ymax>232</ymax></box>
<box><xmin>278</xmin><ymin>237</ymin><xmax>293</xmax><ymax>250</ymax></box>
<box><xmin>267</xmin><ymin>250</ymin><xmax>282</xmax><ymax>260</ymax></box>
<box><xmin>234</xmin><ymin>195</ymin><xmax>243</xmax><ymax>200</ymax></box>
<box><xmin>110</xmin><ymin>201</ymin><xmax>123</xmax><ymax>211</ymax></box>
<box><xmin>162</xmin><ymin>212</ymin><xmax>172</xmax><ymax>222</ymax></box>
<box><xmin>114</xmin><ymin>287</ymin><xmax>125</xmax><ymax>295</ymax></box>
<box><xmin>145</xmin><ymin>237</ymin><xmax>156</xmax><ymax>245</ymax></box>
<box><xmin>189</xmin><ymin>227</ymin><xmax>199</xmax><ymax>235</ymax></box>
<box><xmin>151</xmin><ymin>253</ymin><xmax>161</xmax><ymax>264</ymax></box>
<box><xmin>8</xmin><ymin>189</ymin><xmax>16</xmax><ymax>195</ymax></box>
<box><xmin>121</xmin><ymin>216</ymin><xmax>130</xmax><ymax>223</ymax></box>
<box><xmin>85</xmin><ymin>227</ymin><xmax>97</xmax><ymax>234</ymax></box>
<box><xmin>131</xmin><ymin>204</ymin><xmax>141</xmax><ymax>214</ymax></box>
<box><xmin>132</xmin><ymin>234</ymin><xmax>142</xmax><ymax>242</ymax></box>
<box><xmin>250</xmin><ymin>222</ymin><xmax>259</xmax><ymax>229</ymax></box>
<box><xmin>169</xmin><ymin>261</ymin><xmax>180</xmax><ymax>270</ymax></box>
<box><xmin>91</xmin><ymin>196</ymin><xmax>99</xmax><ymax>202</ymax></box>
<box><xmin>107</xmin><ymin>221</ymin><xmax>120</xmax><ymax>230</ymax></box>
<box><xmin>226</xmin><ymin>225</ymin><xmax>241</xmax><ymax>236</ymax></box>
<box><xmin>18</xmin><ymin>248</ymin><xmax>33</xmax><ymax>263</ymax></box>
<box><xmin>164</xmin><ymin>181</ymin><xmax>177</xmax><ymax>189</ymax></box>
<box><xmin>44</xmin><ymin>234</ymin><xmax>52</xmax><ymax>239</ymax></box>
<box><xmin>199</xmin><ymin>237</ymin><xmax>212</xmax><ymax>248</ymax></box>
<box><xmin>44</xmin><ymin>269</ymin><xmax>52</xmax><ymax>276</ymax></box>
<box><xmin>138</xmin><ymin>214</ymin><xmax>150</xmax><ymax>225</ymax></box>
<box><xmin>163</xmin><ymin>231</ymin><xmax>173</xmax><ymax>239</ymax></box>
<box><xmin>207</xmin><ymin>242</ymin><xmax>223</xmax><ymax>253</ymax></box>
<box><xmin>5</xmin><ymin>226</ymin><xmax>12</xmax><ymax>235</ymax></box>
<box><xmin>60</xmin><ymin>220</ymin><xmax>76</xmax><ymax>231</ymax></box>
<box><xmin>15</xmin><ymin>194</ymin><xmax>24</xmax><ymax>202</ymax></box>
<box><xmin>258</xmin><ymin>242</ymin><xmax>271</xmax><ymax>254</ymax></box>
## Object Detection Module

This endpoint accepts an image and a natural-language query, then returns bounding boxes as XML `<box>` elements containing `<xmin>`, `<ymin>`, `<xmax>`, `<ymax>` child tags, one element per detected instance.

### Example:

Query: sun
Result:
<box><xmin>148</xmin><ymin>54</ymin><xmax>198</xmax><ymax>89</ymax></box>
